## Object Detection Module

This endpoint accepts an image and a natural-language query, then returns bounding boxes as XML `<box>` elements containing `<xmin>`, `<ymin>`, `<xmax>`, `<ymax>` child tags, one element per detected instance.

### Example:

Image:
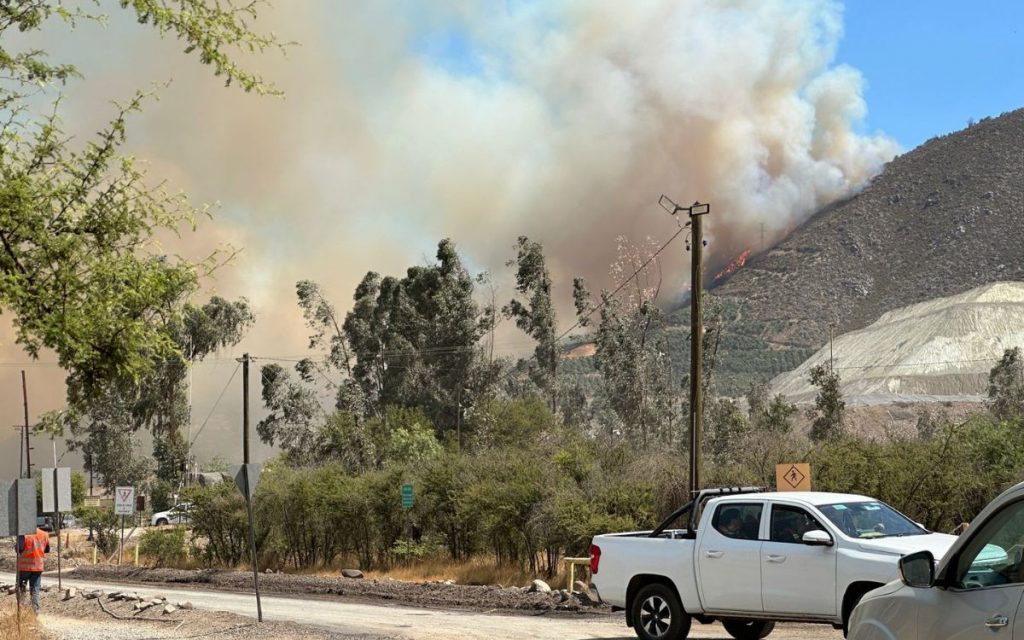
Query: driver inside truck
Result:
<box><xmin>717</xmin><ymin>509</ymin><xmax>743</xmax><ymax>537</ymax></box>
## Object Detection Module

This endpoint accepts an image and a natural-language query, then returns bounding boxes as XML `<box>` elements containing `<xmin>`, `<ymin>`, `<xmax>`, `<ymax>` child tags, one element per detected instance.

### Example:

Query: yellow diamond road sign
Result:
<box><xmin>776</xmin><ymin>463</ymin><xmax>811</xmax><ymax>492</ymax></box>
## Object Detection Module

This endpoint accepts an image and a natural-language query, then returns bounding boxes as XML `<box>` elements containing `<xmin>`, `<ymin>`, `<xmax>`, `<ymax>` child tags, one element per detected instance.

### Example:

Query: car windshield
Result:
<box><xmin>818</xmin><ymin>501</ymin><xmax>927</xmax><ymax>538</ymax></box>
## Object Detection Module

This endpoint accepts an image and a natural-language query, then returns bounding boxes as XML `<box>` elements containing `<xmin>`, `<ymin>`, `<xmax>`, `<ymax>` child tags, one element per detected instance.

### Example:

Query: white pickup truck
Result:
<box><xmin>589</xmin><ymin>487</ymin><xmax>957</xmax><ymax>640</ymax></box>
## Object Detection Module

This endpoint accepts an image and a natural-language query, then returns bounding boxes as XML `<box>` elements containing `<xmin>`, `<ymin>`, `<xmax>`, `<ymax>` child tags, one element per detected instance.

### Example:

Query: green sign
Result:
<box><xmin>401</xmin><ymin>483</ymin><xmax>414</xmax><ymax>509</ymax></box>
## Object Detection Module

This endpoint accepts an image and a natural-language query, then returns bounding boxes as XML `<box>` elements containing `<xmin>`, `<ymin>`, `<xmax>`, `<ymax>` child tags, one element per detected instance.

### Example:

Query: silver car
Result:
<box><xmin>850</xmin><ymin>481</ymin><xmax>1024</xmax><ymax>639</ymax></box>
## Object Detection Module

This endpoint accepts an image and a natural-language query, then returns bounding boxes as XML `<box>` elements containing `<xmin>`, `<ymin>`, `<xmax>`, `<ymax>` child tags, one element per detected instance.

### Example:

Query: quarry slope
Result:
<box><xmin>771</xmin><ymin>281</ymin><xmax>1024</xmax><ymax>404</ymax></box>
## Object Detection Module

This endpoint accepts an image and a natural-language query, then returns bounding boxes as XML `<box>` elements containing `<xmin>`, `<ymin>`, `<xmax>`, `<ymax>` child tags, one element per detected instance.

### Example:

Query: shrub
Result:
<box><xmin>138</xmin><ymin>527</ymin><xmax>187</xmax><ymax>567</ymax></box>
<box><xmin>75</xmin><ymin>507</ymin><xmax>120</xmax><ymax>555</ymax></box>
<box><xmin>184</xmin><ymin>484</ymin><xmax>248</xmax><ymax>566</ymax></box>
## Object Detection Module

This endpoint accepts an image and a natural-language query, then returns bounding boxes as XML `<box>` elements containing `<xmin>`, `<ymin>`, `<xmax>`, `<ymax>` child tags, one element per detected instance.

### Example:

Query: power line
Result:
<box><xmin>189</xmin><ymin>363</ymin><xmax>241</xmax><ymax>447</ymax></box>
<box><xmin>555</xmin><ymin>225</ymin><xmax>687</xmax><ymax>344</ymax></box>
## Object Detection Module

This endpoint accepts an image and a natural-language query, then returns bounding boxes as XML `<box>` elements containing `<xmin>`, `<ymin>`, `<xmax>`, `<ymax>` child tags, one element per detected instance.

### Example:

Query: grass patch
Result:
<box><xmin>0</xmin><ymin>601</ymin><xmax>42</xmax><ymax>640</ymax></box>
<box><xmin>364</xmin><ymin>555</ymin><xmax>574</xmax><ymax>589</ymax></box>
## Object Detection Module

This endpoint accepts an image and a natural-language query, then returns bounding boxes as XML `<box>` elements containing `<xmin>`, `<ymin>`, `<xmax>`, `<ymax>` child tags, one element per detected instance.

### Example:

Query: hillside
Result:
<box><xmin>703</xmin><ymin>108</ymin><xmax>1024</xmax><ymax>393</ymax></box>
<box><xmin>771</xmin><ymin>281</ymin><xmax>1024</xmax><ymax>404</ymax></box>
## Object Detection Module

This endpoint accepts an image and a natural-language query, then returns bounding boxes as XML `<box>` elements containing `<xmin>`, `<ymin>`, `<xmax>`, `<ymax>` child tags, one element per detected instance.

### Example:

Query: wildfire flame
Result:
<box><xmin>713</xmin><ymin>249</ymin><xmax>752</xmax><ymax>281</ymax></box>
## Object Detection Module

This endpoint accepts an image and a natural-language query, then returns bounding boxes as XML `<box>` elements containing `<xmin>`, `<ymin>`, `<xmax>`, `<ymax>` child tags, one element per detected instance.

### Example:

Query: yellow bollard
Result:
<box><xmin>93</xmin><ymin>545</ymin><xmax>97</xmax><ymax>565</ymax></box>
<box><xmin>134</xmin><ymin>543</ymin><xmax>140</xmax><ymax>566</ymax></box>
<box><xmin>563</xmin><ymin>557</ymin><xmax>590</xmax><ymax>591</ymax></box>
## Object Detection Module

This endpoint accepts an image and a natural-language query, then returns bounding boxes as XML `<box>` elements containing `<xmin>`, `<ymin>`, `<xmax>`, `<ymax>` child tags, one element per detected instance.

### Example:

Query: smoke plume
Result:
<box><xmin>0</xmin><ymin>0</ymin><xmax>899</xmax><ymax>474</ymax></box>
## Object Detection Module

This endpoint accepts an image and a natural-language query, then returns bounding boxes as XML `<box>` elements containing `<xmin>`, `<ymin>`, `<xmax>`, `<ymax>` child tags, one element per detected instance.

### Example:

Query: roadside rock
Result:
<box><xmin>529</xmin><ymin>579</ymin><xmax>551</xmax><ymax>593</ymax></box>
<box><xmin>84</xmin><ymin>590</ymin><xmax>103</xmax><ymax>600</ymax></box>
<box><xmin>177</xmin><ymin>601</ymin><xmax>194</xmax><ymax>610</ymax></box>
<box><xmin>573</xmin><ymin>580</ymin><xmax>590</xmax><ymax>595</ymax></box>
<box><xmin>341</xmin><ymin>569</ymin><xmax>364</xmax><ymax>579</ymax></box>
<box><xmin>163</xmin><ymin>604</ymin><xmax>177</xmax><ymax>615</ymax></box>
<box><xmin>63</xmin><ymin>587</ymin><xmax>78</xmax><ymax>600</ymax></box>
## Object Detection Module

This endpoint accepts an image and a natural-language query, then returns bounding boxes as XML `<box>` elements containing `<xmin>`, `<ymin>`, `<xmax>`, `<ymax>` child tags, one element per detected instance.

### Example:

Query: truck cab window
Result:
<box><xmin>770</xmin><ymin>504</ymin><xmax>826</xmax><ymax>543</ymax></box>
<box><xmin>712</xmin><ymin>503</ymin><xmax>763</xmax><ymax>540</ymax></box>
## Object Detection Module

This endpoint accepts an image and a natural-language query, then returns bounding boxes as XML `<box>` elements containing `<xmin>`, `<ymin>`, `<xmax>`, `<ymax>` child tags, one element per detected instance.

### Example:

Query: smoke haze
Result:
<box><xmin>0</xmin><ymin>0</ymin><xmax>899</xmax><ymax>476</ymax></box>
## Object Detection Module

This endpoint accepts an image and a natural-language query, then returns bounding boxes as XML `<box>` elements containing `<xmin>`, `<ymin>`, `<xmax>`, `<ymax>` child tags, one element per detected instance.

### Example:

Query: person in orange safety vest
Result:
<box><xmin>16</xmin><ymin>528</ymin><xmax>50</xmax><ymax>612</ymax></box>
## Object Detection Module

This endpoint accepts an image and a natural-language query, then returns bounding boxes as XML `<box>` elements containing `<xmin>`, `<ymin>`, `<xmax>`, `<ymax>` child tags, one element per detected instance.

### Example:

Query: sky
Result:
<box><xmin>1</xmin><ymin>0</ymin><xmax>1022</xmax><ymax>478</ymax></box>
<box><xmin>835</xmin><ymin>0</ymin><xmax>1024</xmax><ymax>148</ymax></box>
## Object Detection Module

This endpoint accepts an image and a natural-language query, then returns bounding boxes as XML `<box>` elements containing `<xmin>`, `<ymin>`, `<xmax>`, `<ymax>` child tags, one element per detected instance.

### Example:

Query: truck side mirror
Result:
<box><xmin>899</xmin><ymin>550</ymin><xmax>935</xmax><ymax>588</ymax></box>
<box><xmin>801</xmin><ymin>530</ymin><xmax>834</xmax><ymax>546</ymax></box>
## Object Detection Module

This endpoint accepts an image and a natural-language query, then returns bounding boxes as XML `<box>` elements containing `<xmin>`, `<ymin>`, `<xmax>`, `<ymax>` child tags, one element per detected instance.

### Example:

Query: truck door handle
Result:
<box><xmin>704</xmin><ymin>550</ymin><xmax>724</xmax><ymax>559</ymax></box>
<box><xmin>985</xmin><ymin>614</ymin><xmax>1009</xmax><ymax>629</ymax></box>
<box><xmin>766</xmin><ymin>554</ymin><xmax>787</xmax><ymax>563</ymax></box>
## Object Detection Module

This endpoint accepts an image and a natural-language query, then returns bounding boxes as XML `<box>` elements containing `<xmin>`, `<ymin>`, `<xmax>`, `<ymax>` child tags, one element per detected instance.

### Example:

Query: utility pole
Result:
<box><xmin>829</xmin><ymin>323</ymin><xmax>835</xmax><ymax>373</ymax></box>
<box><xmin>22</xmin><ymin>370</ymin><xmax>31</xmax><ymax>479</ymax></box>
<box><xmin>456</xmin><ymin>387</ymin><xmax>462</xmax><ymax>454</ymax></box>
<box><xmin>659</xmin><ymin>197</ymin><xmax>711</xmax><ymax>494</ymax></box>
<box><xmin>241</xmin><ymin>353</ymin><xmax>250</xmax><ymax>464</ymax></box>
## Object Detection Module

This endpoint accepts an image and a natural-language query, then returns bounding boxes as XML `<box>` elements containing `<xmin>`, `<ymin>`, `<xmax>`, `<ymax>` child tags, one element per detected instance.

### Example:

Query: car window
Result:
<box><xmin>955</xmin><ymin>499</ymin><xmax>1024</xmax><ymax>590</ymax></box>
<box><xmin>711</xmin><ymin>502</ymin><xmax>763</xmax><ymax>540</ymax></box>
<box><xmin>770</xmin><ymin>504</ymin><xmax>826</xmax><ymax>543</ymax></box>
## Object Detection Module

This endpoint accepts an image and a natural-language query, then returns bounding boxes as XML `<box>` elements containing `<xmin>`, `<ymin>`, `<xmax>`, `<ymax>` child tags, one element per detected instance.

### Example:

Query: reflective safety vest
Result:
<box><xmin>17</xmin><ymin>529</ymin><xmax>49</xmax><ymax>572</ymax></box>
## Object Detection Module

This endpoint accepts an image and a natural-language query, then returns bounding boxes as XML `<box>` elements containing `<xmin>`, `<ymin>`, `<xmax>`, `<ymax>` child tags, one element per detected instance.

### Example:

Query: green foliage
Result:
<box><xmin>0</xmin><ymin>0</ymin><xmax>276</xmax><ymax>409</ymax></box>
<box><xmin>808</xmin><ymin>364</ymin><xmax>845</xmax><ymax>442</ymax></box>
<box><xmin>504</xmin><ymin>236</ymin><xmax>558</xmax><ymax>409</ymax></box>
<box><xmin>705</xmin><ymin>398</ymin><xmax>749</xmax><ymax>463</ymax></box>
<box><xmin>988</xmin><ymin>347</ymin><xmax>1024</xmax><ymax>420</ymax></box>
<box><xmin>747</xmin><ymin>383</ymin><xmax>798</xmax><ymax>434</ymax></box>
<box><xmin>812</xmin><ymin>416</ymin><xmax>1024</xmax><ymax>531</ymax></box>
<box><xmin>262</xmin><ymin>240</ymin><xmax>493</xmax><ymax>460</ymax></box>
<box><xmin>71</xmin><ymin>471</ymin><xmax>86</xmax><ymax>507</ymax></box>
<box><xmin>574</xmin><ymin>260</ymin><xmax>678</xmax><ymax>447</ymax></box>
<box><xmin>185</xmin><ymin>484</ymin><xmax>248</xmax><ymax>567</ymax></box>
<box><xmin>74</xmin><ymin>507</ymin><xmax>119</xmax><ymax>555</ymax></box>
<box><xmin>138</xmin><ymin>527</ymin><xmax>187</xmax><ymax>567</ymax></box>
<box><xmin>468</xmin><ymin>397</ymin><xmax>557</xmax><ymax>449</ymax></box>
<box><xmin>148</xmin><ymin>479</ymin><xmax>174</xmax><ymax>513</ymax></box>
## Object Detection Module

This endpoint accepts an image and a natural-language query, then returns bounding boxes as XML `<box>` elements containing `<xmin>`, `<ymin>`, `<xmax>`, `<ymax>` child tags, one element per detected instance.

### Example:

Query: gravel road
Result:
<box><xmin>1</xmin><ymin>572</ymin><xmax>842</xmax><ymax>640</ymax></box>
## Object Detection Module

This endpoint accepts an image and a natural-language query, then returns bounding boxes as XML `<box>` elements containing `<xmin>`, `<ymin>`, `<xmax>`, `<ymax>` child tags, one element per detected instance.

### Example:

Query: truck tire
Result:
<box><xmin>722</xmin><ymin>619</ymin><xmax>775</xmax><ymax>639</ymax></box>
<box><xmin>631</xmin><ymin>583</ymin><xmax>691</xmax><ymax>640</ymax></box>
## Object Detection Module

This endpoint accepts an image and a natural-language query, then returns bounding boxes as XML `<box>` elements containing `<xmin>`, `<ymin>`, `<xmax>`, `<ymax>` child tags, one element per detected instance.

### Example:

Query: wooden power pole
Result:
<box><xmin>658</xmin><ymin>197</ymin><xmax>710</xmax><ymax>494</ymax></box>
<box><xmin>22</xmin><ymin>370</ymin><xmax>31</xmax><ymax>479</ymax></box>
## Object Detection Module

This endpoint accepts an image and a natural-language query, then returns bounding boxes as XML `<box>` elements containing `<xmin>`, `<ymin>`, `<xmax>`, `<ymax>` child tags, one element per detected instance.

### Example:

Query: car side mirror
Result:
<box><xmin>900</xmin><ymin>550</ymin><xmax>935</xmax><ymax>588</ymax></box>
<box><xmin>802</xmin><ymin>530</ymin><xmax>834</xmax><ymax>547</ymax></box>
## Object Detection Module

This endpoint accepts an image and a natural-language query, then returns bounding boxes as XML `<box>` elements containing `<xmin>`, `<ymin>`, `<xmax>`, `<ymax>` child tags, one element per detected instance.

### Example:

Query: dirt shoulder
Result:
<box><xmin>1</xmin><ymin>587</ymin><xmax>397</xmax><ymax>640</ymax></box>
<box><xmin>68</xmin><ymin>564</ymin><xmax>611</xmax><ymax>617</ymax></box>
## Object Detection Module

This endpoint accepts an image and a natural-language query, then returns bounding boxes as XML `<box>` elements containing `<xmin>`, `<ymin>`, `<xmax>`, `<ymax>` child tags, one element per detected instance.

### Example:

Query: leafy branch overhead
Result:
<box><xmin>0</xmin><ymin>0</ymin><xmax>281</xmax><ymax>410</ymax></box>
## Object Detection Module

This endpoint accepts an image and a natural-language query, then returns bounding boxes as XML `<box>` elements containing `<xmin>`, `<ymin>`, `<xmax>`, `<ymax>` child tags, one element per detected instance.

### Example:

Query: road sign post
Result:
<box><xmin>43</xmin><ymin>467</ymin><xmax>72</xmax><ymax>589</ymax></box>
<box><xmin>401</xmin><ymin>483</ymin><xmax>414</xmax><ymax>541</ymax></box>
<box><xmin>3</xmin><ymin>478</ymin><xmax>36</xmax><ymax>620</ymax></box>
<box><xmin>231</xmin><ymin>463</ymin><xmax>263</xmax><ymax>622</ymax></box>
<box><xmin>114</xmin><ymin>487</ymin><xmax>135</xmax><ymax>565</ymax></box>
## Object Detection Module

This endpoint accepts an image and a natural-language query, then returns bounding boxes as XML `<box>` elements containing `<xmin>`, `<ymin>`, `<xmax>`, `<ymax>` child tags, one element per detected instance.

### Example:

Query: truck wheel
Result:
<box><xmin>722</xmin><ymin>619</ymin><xmax>775</xmax><ymax>639</ymax></box>
<box><xmin>631</xmin><ymin>583</ymin><xmax>691</xmax><ymax>640</ymax></box>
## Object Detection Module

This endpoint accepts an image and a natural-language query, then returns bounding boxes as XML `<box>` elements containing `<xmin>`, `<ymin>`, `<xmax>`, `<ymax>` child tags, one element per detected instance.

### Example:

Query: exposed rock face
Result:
<box><xmin>772</xmin><ymin>282</ymin><xmax>1024</xmax><ymax>403</ymax></box>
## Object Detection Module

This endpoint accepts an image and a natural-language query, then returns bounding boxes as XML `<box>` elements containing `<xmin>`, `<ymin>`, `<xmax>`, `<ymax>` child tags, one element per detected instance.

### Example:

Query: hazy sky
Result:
<box><xmin>1</xmin><ymin>1</ymin><xmax>1021</xmax><ymax>479</ymax></box>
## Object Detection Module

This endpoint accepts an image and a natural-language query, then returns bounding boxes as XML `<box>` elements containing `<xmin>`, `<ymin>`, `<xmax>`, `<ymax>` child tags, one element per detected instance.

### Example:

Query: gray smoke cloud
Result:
<box><xmin>0</xmin><ymin>0</ymin><xmax>899</xmax><ymax>476</ymax></box>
